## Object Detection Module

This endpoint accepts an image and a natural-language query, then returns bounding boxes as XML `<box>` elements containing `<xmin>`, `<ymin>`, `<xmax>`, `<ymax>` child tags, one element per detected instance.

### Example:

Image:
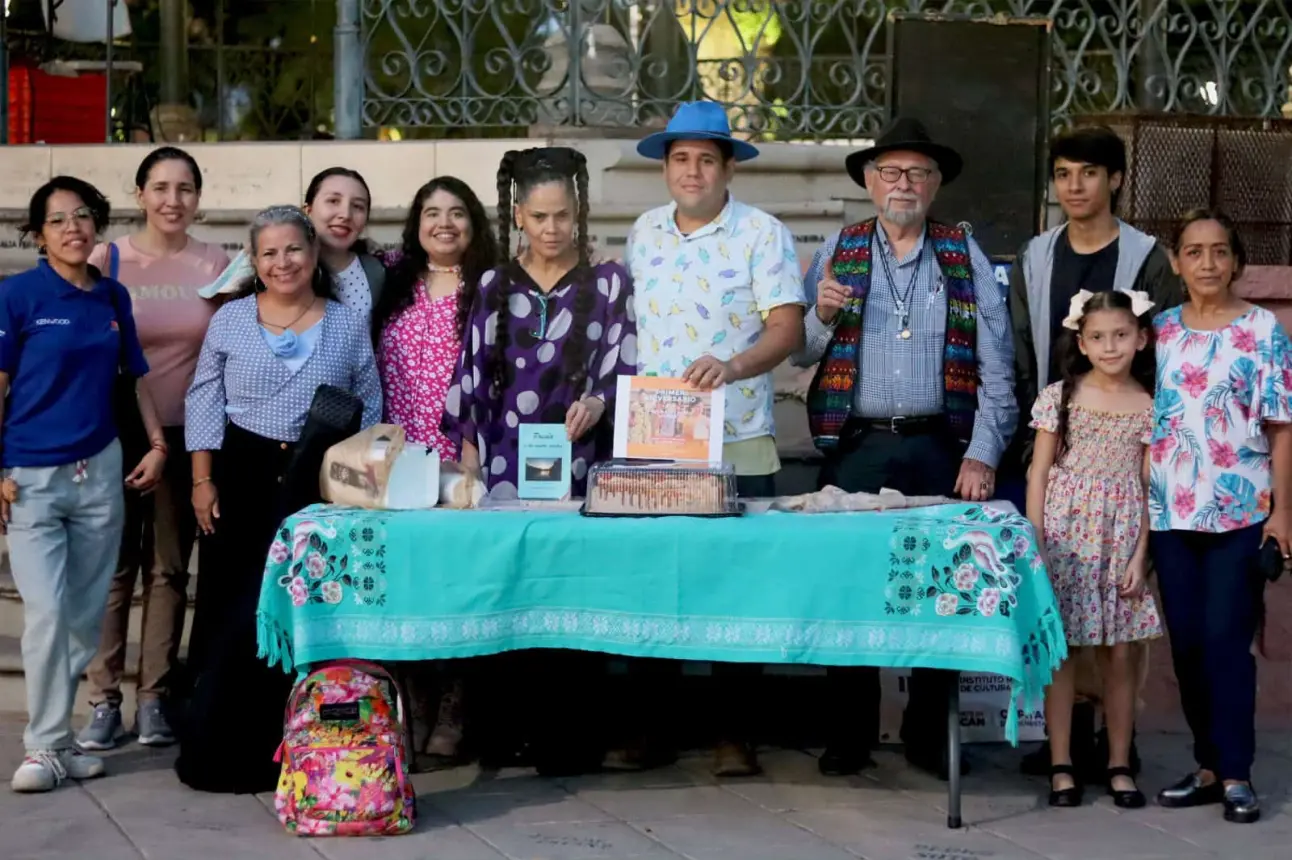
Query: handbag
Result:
<box><xmin>281</xmin><ymin>384</ymin><xmax>365</xmax><ymax>516</ymax></box>
<box><xmin>107</xmin><ymin>242</ymin><xmax>149</xmax><ymax>466</ymax></box>
<box><xmin>1256</xmin><ymin>537</ymin><xmax>1285</xmax><ymax>584</ymax></box>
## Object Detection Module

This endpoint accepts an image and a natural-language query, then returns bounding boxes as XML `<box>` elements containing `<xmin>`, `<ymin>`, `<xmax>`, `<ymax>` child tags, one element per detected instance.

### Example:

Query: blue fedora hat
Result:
<box><xmin>637</xmin><ymin>101</ymin><xmax>759</xmax><ymax>162</ymax></box>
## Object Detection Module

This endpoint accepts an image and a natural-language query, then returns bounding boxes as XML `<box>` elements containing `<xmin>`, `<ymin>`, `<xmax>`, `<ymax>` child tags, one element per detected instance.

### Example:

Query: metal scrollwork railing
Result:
<box><xmin>361</xmin><ymin>0</ymin><xmax>1292</xmax><ymax>138</ymax></box>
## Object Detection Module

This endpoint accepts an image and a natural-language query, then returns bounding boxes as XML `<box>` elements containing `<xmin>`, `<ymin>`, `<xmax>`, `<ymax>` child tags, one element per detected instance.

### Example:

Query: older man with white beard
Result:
<box><xmin>792</xmin><ymin>118</ymin><xmax>1017</xmax><ymax>780</ymax></box>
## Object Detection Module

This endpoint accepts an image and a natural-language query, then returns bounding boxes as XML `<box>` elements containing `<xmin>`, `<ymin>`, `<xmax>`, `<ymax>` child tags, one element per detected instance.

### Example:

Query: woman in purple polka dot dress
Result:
<box><xmin>442</xmin><ymin>147</ymin><xmax>635</xmax><ymax>498</ymax></box>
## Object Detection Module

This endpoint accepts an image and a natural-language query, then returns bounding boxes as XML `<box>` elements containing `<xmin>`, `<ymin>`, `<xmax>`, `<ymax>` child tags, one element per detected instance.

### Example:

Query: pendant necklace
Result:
<box><xmin>878</xmin><ymin>239</ymin><xmax>923</xmax><ymax>340</ymax></box>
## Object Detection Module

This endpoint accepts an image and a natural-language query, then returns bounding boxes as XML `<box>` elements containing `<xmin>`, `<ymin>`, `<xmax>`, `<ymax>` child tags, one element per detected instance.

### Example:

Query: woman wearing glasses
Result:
<box><xmin>1</xmin><ymin>177</ymin><xmax>167</xmax><ymax>793</ymax></box>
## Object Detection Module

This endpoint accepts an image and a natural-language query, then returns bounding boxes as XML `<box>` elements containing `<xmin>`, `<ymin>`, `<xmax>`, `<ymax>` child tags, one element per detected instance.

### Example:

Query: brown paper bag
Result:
<box><xmin>320</xmin><ymin>424</ymin><xmax>406</xmax><ymax>509</ymax></box>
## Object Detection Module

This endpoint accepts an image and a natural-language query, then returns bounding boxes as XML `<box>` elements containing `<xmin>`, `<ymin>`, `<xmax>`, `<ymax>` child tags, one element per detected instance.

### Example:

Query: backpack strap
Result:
<box><xmin>359</xmin><ymin>254</ymin><xmax>386</xmax><ymax>307</ymax></box>
<box><xmin>108</xmin><ymin>240</ymin><xmax>121</xmax><ymax>281</ymax></box>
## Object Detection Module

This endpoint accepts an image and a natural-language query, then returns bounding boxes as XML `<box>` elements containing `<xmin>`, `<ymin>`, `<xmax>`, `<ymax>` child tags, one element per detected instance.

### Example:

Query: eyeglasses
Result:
<box><xmin>872</xmin><ymin>166</ymin><xmax>937</xmax><ymax>185</ymax></box>
<box><xmin>44</xmin><ymin>207</ymin><xmax>95</xmax><ymax>228</ymax></box>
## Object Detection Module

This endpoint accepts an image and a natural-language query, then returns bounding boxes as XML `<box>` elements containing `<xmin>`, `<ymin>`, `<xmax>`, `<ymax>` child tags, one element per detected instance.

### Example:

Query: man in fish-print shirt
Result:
<box><xmin>616</xmin><ymin>101</ymin><xmax>806</xmax><ymax>779</ymax></box>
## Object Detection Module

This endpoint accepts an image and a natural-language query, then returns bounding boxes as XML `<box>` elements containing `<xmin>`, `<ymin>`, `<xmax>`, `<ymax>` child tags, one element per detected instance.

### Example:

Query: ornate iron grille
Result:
<box><xmin>1080</xmin><ymin>113</ymin><xmax>1292</xmax><ymax>265</ymax></box>
<box><xmin>361</xmin><ymin>1</ymin><xmax>1292</xmax><ymax>139</ymax></box>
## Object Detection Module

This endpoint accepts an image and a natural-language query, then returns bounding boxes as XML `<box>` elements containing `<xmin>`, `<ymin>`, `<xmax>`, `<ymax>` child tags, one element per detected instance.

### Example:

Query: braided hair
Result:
<box><xmin>491</xmin><ymin>147</ymin><xmax>595</xmax><ymax>404</ymax></box>
<box><xmin>1053</xmin><ymin>290</ymin><xmax>1156</xmax><ymax>454</ymax></box>
<box><xmin>370</xmin><ymin>176</ymin><xmax>497</xmax><ymax>345</ymax></box>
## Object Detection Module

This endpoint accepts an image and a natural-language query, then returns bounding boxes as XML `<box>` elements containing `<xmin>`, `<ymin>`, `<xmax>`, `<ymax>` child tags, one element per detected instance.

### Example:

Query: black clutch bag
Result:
<box><xmin>1257</xmin><ymin>537</ymin><xmax>1285</xmax><ymax>583</ymax></box>
<box><xmin>281</xmin><ymin>385</ymin><xmax>364</xmax><ymax>516</ymax></box>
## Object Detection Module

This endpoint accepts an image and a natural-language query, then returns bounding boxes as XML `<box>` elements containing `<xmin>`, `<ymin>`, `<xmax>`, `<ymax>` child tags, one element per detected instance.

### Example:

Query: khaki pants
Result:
<box><xmin>86</xmin><ymin>426</ymin><xmax>194</xmax><ymax>706</ymax></box>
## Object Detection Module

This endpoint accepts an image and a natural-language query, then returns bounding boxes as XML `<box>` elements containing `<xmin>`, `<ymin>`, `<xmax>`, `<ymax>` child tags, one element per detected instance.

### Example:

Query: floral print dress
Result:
<box><xmin>441</xmin><ymin>260</ymin><xmax>637</xmax><ymax>496</ymax></box>
<box><xmin>379</xmin><ymin>281</ymin><xmax>461</xmax><ymax>459</ymax></box>
<box><xmin>1031</xmin><ymin>383</ymin><xmax>1162</xmax><ymax>645</ymax></box>
<box><xmin>1150</xmin><ymin>306</ymin><xmax>1292</xmax><ymax>532</ymax></box>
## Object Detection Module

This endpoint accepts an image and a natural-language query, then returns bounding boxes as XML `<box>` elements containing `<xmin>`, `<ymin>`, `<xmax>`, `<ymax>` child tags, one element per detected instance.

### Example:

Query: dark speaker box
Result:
<box><xmin>887</xmin><ymin>14</ymin><xmax>1051</xmax><ymax>258</ymax></box>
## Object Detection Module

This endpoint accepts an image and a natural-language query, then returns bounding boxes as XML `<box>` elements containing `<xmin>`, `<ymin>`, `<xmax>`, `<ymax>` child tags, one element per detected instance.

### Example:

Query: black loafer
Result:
<box><xmin>1106</xmin><ymin>766</ymin><xmax>1146</xmax><ymax>809</ymax></box>
<box><xmin>1223</xmin><ymin>783</ymin><xmax>1260</xmax><ymax>824</ymax></box>
<box><xmin>818</xmin><ymin>746</ymin><xmax>876</xmax><ymax>777</ymax></box>
<box><xmin>1048</xmin><ymin>764</ymin><xmax>1082</xmax><ymax>807</ymax></box>
<box><xmin>1158</xmin><ymin>772</ymin><xmax>1224</xmax><ymax>808</ymax></box>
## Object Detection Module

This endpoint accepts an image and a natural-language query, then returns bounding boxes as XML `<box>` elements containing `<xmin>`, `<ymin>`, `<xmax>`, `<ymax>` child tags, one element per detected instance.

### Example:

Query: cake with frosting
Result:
<box><xmin>585</xmin><ymin>461</ymin><xmax>737</xmax><ymax>515</ymax></box>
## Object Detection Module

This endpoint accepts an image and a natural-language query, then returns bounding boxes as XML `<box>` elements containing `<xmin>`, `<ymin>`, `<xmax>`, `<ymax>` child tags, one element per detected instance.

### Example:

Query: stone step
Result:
<box><xmin>0</xmin><ymin>568</ymin><xmax>196</xmax><ymax>716</ymax></box>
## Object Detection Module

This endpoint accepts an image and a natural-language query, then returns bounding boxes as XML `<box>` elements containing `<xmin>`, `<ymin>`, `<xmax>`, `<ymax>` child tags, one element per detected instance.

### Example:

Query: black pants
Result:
<box><xmin>819</xmin><ymin>421</ymin><xmax>962</xmax><ymax>753</ymax></box>
<box><xmin>1150</xmin><ymin>523</ymin><xmax>1265</xmax><ymax>782</ymax></box>
<box><xmin>612</xmin><ymin>473</ymin><xmax>777</xmax><ymax>749</ymax></box>
<box><xmin>176</xmin><ymin>424</ymin><xmax>314</xmax><ymax>794</ymax></box>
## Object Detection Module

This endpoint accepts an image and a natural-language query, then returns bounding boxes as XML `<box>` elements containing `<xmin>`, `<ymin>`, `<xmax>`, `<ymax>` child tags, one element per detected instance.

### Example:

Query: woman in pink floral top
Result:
<box><xmin>370</xmin><ymin>176</ymin><xmax>497</xmax><ymax>766</ymax></box>
<box><xmin>1148</xmin><ymin>210</ymin><xmax>1292</xmax><ymax>825</ymax></box>
<box><xmin>373</xmin><ymin>177</ymin><xmax>498</xmax><ymax>459</ymax></box>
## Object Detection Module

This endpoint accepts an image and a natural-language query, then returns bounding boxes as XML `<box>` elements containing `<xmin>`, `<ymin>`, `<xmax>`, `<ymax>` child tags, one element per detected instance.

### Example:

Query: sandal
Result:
<box><xmin>1048</xmin><ymin>763</ymin><xmax>1083</xmax><ymax>807</ymax></box>
<box><xmin>1106</xmin><ymin>766</ymin><xmax>1146</xmax><ymax>809</ymax></box>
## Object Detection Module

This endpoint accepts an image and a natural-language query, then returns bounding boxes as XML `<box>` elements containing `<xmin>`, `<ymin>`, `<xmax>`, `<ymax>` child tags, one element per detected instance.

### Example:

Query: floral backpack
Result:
<box><xmin>273</xmin><ymin>661</ymin><xmax>416</xmax><ymax>836</ymax></box>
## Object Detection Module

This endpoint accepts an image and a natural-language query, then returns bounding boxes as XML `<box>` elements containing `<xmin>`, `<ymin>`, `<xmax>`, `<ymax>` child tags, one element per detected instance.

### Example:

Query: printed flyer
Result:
<box><xmin>613</xmin><ymin>376</ymin><xmax>725</xmax><ymax>464</ymax></box>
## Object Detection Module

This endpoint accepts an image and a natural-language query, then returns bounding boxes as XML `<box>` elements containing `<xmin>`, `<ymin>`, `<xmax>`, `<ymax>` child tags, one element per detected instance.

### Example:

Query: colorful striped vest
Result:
<box><xmin>805</xmin><ymin>218</ymin><xmax>979</xmax><ymax>450</ymax></box>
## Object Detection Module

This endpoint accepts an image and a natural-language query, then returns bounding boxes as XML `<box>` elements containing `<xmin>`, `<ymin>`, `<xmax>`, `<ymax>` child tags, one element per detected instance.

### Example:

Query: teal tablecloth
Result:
<box><xmin>256</xmin><ymin>503</ymin><xmax>1066</xmax><ymax>743</ymax></box>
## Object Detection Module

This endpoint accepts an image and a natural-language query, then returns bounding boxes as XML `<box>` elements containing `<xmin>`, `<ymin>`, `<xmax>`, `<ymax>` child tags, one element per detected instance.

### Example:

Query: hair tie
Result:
<box><xmin>1125</xmin><ymin>289</ymin><xmax>1155</xmax><ymax>318</ymax></box>
<box><xmin>1061</xmin><ymin>289</ymin><xmax>1095</xmax><ymax>330</ymax></box>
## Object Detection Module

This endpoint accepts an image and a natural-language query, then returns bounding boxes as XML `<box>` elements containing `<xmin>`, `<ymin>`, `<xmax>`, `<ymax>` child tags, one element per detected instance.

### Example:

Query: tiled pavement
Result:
<box><xmin>1</xmin><ymin>713</ymin><xmax>1287</xmax><ymax>860</ymax></box>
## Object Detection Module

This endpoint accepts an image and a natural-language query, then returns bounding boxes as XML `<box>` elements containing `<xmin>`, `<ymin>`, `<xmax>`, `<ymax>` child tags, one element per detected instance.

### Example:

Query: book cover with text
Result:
<box><xmin>518</xmin><ymin>424</ymin><xmax>572</xmax><ymax>500</ymax></box>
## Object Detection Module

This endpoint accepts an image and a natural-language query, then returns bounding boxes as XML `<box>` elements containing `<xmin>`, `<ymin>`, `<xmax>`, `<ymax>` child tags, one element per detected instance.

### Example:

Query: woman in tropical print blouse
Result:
<box><xmin>1149</xmin><ymin>209</ymin><xmax>1291</xmax><ymax>826</ymax></box>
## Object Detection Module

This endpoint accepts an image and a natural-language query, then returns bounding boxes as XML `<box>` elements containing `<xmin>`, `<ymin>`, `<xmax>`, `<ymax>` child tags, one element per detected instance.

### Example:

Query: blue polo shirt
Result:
<box><xmin>0</xmin><ymin>260</ymin><xmax>149</xmax><ymax>468</ymax></box>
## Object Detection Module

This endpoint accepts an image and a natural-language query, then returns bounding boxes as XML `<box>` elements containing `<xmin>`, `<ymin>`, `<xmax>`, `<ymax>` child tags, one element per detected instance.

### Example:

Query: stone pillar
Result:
<box><xmin>334</xmin><ymin>0</ymin><xmax>363</xmax><ymax>139</ymax></box>
<box><xmin>158</xmin><ymin>0</ymin><xmax>188</xmax><ymax>105</ymax></box>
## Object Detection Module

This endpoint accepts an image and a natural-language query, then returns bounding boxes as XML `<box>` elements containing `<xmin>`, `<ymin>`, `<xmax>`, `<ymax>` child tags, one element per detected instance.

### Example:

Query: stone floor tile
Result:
<box><xmin>430</xmin><ymin>790</ymin><xmax>615</xmax><ymax>827</ymax></box>
<box><xmin>0</xmin><ymin>785</ymin><xmax>142</xmax><ymax>860</ymax></box>
<box><xmin>787</xmin><ymin>803</ymin><xmax>1047</xmax><ymax>860</ymax></box>
<box><xmin>311</xmin><ymin>823</ymin><xmax>510</xmax><ymax>860</ymax></box>
<box><xmin>976</xmin><ymin>803</ymin><xmax>1218</xmax><ymax>860</ymax></box>
<box><xmin>628</xmin><ymin>813</ymin><xmax>858</xmax><ymax>860</ymax></box>
<box><xmin>81</xmin><ymin>766</ymin><xmax>321</xmax><ymax>860</ymax></box>
<box><xmin>555</xmin><ymin>764</ymin><xmax>710</xmax><ymax>793</ymax></box>
<box><xmin>466</xmin><ymin>820</ymin><xmax>683</xmax><ymax>859</ymax></box>
<box><xmin>575</xmin><ymin>784</ymin><xmax>762</xmax><ymax>820</ymax></box>
<box><xmin>719</xmin><ymin>776</ymin><xmax>898</xmax><ymax>815</ymax></box>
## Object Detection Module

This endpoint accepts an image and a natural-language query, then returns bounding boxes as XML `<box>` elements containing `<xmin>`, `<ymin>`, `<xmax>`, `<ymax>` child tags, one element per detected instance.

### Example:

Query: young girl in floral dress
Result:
<box><xmin>1027</xmin><ymin>289</ymin><xmax>1163</xmax><ymax>810</ymax></box>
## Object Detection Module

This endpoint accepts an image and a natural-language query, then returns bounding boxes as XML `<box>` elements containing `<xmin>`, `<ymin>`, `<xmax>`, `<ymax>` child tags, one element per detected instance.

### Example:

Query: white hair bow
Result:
<box><xmin>1061</xmin><ymin>289</ymin><xmax>1155</xmax><ymax>330</ymax></box>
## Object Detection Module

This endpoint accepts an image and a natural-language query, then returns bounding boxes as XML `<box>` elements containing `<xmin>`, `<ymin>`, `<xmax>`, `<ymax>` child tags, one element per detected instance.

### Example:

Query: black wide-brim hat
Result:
<box><xmin>845</xmin><ymin>117</ymin><xmax>964</xmax><ymax>187</ymax></box>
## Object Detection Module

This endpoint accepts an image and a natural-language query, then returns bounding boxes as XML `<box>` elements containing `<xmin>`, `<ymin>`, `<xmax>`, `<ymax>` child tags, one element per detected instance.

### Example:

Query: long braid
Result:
<box><xmin>490</xmin><ymin>152</ymin><xmax>520</xmax><ymax>403</ymax></box>
<box><xmin>562</xmin><ymin>151</ymin><xmax>597</xmax><ymax>398</ymax></box>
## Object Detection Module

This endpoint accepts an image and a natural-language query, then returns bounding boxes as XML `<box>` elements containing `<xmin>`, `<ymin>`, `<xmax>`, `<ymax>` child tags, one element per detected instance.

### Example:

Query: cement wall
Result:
<box><xmin>0</xmin><ymin>139</ymin><xmax>867</xmax><ymax>276</ymax></box>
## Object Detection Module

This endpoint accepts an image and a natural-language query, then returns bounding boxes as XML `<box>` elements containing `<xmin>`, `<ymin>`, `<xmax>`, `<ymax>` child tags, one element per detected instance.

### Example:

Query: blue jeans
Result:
<box><xmin>1150</xmin><ymin>523</ymin><xmax>1264</xmax><ymax>782</ymax></box>
<box><xmin>6</xmin><ymin>441</ymin><xmax>125</xmax><ymax>751</ymax></box>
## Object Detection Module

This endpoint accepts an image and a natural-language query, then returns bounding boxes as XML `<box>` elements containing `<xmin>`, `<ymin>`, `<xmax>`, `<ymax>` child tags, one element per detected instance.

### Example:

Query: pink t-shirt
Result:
<box><xmin>90</xmin><ymin>236</ymin><xmax>230</xmax><ymax>427</ymax></box>
<box><xmin>378</xmin><ymin>283</ymin><xmax>460</xmax><ymax>459</ymax></box>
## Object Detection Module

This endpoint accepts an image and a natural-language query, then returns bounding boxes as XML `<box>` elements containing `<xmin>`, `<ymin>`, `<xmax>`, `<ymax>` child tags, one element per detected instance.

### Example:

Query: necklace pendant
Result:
<box><xmin>900</xmin><ymin>328</ymin><xmax>912</xmax><ymax>340</ymax></box>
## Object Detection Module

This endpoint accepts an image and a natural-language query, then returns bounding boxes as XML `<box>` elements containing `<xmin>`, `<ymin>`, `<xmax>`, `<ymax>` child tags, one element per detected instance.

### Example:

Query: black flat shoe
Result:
<box><xmin>1157</xmin><ymin>772</ymin><xmax>1224</xmax><ymax>808</ymax></box>
<box><xmin>1106</xmin><ymin>766</ymin><xmax>1146</xmax><ymax>809</ymax></box>
<box><xmin>1048</xmin><ymin>764</ymin><xmax>1082</xmax><ymax>807</ymax></box>
<box><xmin>1223</xmin><ymin>783</ymin><xmax>1260</xmax><ymax>824</ymax></box>
<box><xmin>818</xmin><ymin>746</ymin><xmax>876</xmax><ymax>777</ymax></box>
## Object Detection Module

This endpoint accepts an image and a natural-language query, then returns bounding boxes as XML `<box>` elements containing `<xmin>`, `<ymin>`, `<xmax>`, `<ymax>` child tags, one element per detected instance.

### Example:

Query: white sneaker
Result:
<box><xmin>59</xmin><ymin>749</ymin><xmax>105</xmax><ymax>781</ymax></box>
<box><xmin>11</xmin><ymin>751</ymin><xmax>66</xmax><ymax>793</ymax></box>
